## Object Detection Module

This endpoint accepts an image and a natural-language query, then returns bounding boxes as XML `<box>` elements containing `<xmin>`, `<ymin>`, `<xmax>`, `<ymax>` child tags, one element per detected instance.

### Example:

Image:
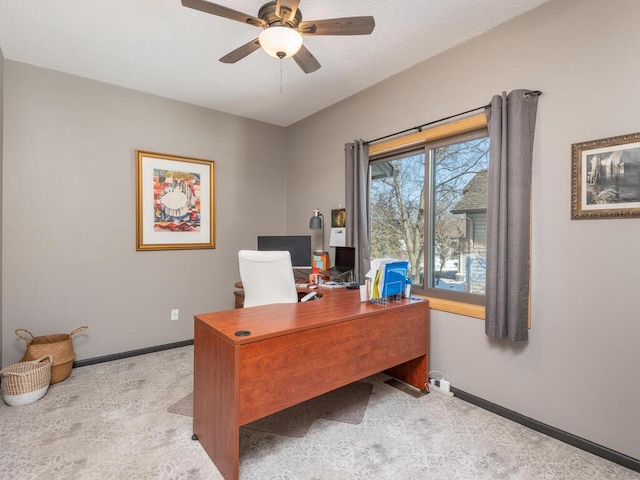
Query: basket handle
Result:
<box><xmin>69</xmin><ymin>326</ymin><xmax>88</xmax><ymax>338</ymax></box>
<box><xmin>34</xmin><ymin>354</ymin><xmax>54</xmax><ymax>365</ymax></box>
<box><xmin>0</xmin><ymin>355</ymin><xmax>53</xmax><ymax>377</ymax></box>
<box><xmin>14</xmin><ymin>328</ymin><xmax>34</xmax><ymax>344</ymax></box>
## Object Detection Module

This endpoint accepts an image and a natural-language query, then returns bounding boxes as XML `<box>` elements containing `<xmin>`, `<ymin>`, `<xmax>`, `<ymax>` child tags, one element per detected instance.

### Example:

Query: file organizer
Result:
<box><xmin>380</xmin><ymin>261</ymin><xmax>409</xmax><ymax>298</ymax></box>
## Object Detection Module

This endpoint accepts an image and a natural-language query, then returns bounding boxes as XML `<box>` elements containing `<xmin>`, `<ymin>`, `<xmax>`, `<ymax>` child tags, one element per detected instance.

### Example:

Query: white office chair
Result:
<box><xmin>238</xmin><ymin>250</ymin><xmax>299</xmax><ymax>308</ymax></box>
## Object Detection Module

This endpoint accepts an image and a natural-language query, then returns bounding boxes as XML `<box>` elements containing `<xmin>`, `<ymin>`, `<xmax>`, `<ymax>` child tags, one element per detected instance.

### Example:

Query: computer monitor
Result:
<box><xmin>257</xmin><ymin>235</ymin><xmax>312</xmax><ymax>269</ymax></box>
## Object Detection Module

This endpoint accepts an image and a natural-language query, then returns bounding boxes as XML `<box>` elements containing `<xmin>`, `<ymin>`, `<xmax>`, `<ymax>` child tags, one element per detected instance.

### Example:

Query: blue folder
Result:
<box><xmin>380</xmin><ymin>261</ymin><xmax>409</xmax><ymax>297</ymax></box>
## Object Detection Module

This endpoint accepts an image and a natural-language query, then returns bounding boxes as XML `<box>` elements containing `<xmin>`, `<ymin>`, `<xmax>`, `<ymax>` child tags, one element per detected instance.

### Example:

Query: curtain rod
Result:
<box><xmin>363</xmin><ymin>90</ymin><xmax>542</xmax><ymax>146</ymax></box>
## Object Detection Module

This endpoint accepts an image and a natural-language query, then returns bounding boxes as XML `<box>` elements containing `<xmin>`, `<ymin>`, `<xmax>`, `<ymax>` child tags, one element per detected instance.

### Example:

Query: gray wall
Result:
<box><xmin>2</xmin><ymin>62</ymin><xmax>288</xmax><ymax>364</ymax></box>
<box><xmin>0</xmin><ymin>46</ymin><xmax>4</xmax><ymax>364</ymax></box>
<box><xmin>286</xmin><ymin>0</ymin><xmax>640</xmax><ymax>461</ymax></box>
<box><xmin>2</xmin><ymin>0</ymin><xmax>638</xmax><ymax>464</ymax></box>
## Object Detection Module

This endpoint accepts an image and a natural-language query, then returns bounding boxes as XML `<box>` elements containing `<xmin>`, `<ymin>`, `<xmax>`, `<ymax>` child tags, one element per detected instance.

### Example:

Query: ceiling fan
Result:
<box><xmin>181</xmin><ymin>0</ymin><xmax>375</xmax><ymax>73</ymax></box>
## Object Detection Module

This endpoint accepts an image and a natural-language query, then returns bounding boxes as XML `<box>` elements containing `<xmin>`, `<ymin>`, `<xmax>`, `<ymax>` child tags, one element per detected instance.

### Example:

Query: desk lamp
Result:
<box><xmin>309</xmin><ymin>209</ymin><xmax>325</xmax><ymax>253</ymax></box>
<box><xmin>309</xmin><ymin>209</ymin><xmax>329</xmax><ymax>275</ymax></box>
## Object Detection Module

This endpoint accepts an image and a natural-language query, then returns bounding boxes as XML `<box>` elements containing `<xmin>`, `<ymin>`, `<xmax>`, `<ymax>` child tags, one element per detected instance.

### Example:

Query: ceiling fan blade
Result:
<box><xmin>182</xmin><ymin>0</ymin><xmax>266</xmax><ymax>28</ymax></box>
<box><xmin>298</xmin><ymin>16</ymin><xmax>375</xmax><ymax>36</ymax></box>
<box><xmin>293</xmin><ymin>45</ymin><xmax>321</xmax><ymax>74</ymax></box>
<box><xmin>275</xmin><ymin>0</ymin><xmax>300</xmax><ymax>24</ymax></box>
<box><xmin>219</xmin><ymin>38</ymin><xmax>261</xmax><ymax>64</ymax></box>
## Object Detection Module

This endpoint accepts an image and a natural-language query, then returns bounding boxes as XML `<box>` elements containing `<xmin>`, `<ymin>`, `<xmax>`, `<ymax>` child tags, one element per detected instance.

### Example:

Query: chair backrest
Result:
<box><xmin>238</xmin><ymin>250</ymin><xmax>298</xmax><ymax>308</ymax></box>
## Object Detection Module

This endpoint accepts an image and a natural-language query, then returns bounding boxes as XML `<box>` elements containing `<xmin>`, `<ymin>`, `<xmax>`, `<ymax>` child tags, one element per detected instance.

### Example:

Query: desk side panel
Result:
<box><xmin>238</xmin><ymin>301</ymin><xmax>428</xmax><ymax>425</ymax></box>
<box><xmin>386</xmin><ymin>307</ymin><xmax>429</xmax><ymax>390</ymax></box>
<box><xmin>193</xmin><ymin>319</ymin><xmax>239</xmax><ymax>480</ymax></box>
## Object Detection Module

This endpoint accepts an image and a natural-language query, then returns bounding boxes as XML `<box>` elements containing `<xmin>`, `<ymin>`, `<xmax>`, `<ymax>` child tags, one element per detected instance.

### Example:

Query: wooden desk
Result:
<box><xmin>193</xmin><ymin>289</ymin><xmax>429</xmax><ymax>480</ymax></box>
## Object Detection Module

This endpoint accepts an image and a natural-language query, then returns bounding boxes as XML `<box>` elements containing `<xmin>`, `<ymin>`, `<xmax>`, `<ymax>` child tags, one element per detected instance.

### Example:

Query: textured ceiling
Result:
<box><xmin>0</xmin><ymin>0</ymin><xmax>548</xmax><ymax>126</ymax></box>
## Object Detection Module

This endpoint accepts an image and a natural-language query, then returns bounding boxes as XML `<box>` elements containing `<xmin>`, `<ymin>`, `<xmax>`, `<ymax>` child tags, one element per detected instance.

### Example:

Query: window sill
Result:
<box><xmin>414</xmin><ymin>295</ymin><xmax>485</xmax><ymax>319</ymax></box>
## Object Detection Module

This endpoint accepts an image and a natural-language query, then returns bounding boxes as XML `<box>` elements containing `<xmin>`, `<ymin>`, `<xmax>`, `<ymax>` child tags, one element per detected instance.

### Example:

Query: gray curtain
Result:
<box><xmin>345</xmin><ymin>140</ymin><xmax>371</xmax><ymax>283</ymax></box>
<box><xmin>485</xmin><ymin>90</ymin><xmax>539</xmax><ymax>341</ymax></box>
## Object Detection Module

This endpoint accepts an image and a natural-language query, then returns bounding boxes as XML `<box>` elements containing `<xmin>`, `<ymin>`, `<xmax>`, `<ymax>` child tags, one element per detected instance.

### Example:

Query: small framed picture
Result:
<box><xmin>136</xmin><ymin>150</ymin><xmax>215</xmax><ymax>250</ymax></box>
<box><xmin>571</xmin><ymin>132</ymin><xmax>640</xmax><ymax>219</ymax></box>
<box><xmin>331</xmin><ymin>208</ymin><xmax>346</xmax><ymax>227</ymax></box>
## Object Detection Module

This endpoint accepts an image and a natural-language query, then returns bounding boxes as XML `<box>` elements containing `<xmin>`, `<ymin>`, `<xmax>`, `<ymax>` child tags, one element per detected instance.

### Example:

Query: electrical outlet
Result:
<box><xmin>429</xmin><ymin>383</ymin><xmax>454</xmax><ymax>397</ymax></box>
<box><xmin>170</xmin><ymin>309</ymin><xmax>179</xmax><ymax>321</ymax></box>
<box><xmin>429</xmin><ymin>377</ymin><xmax>453</xmax><ymax>397</ymax></box>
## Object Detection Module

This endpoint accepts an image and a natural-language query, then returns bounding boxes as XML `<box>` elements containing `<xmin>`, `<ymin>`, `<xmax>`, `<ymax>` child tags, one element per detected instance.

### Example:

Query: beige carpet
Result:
<box><xmin>168</xmin><ymin>381</ymin><xmax>374</xmax><ymax>438</ymax></box>
<box><xmin>3</xmin><ymin>346</ymin><xmax>639</xmax><ymax>479</ymax></box>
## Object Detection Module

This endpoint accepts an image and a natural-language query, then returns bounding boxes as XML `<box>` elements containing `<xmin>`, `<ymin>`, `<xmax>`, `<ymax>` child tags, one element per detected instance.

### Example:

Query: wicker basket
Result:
<box><xmin>15</xmin><ymin>326</ymin><xmax>88</xmax><ymax>384</ymax></box>
<box><xmin>1</xmin><ymin>355</ymin><xmax>53</xmax><ymax>406</ymax></box>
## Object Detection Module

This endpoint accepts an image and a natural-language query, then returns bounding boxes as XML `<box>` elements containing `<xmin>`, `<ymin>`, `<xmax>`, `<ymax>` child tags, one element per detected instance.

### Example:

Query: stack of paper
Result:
<box><xmin>365</xmin><ymin>258</ymin><xmax>409</xmax><ymax>300</ymax></box>
<box><xmin>329</xmin><ymin>228</ymin><xmax>346</xmax><ymax>247</ymax></box>
<box><xmin>318</xmin><ymin>281</ymin><xmax>349</xmax><ymax>289</ymax></box>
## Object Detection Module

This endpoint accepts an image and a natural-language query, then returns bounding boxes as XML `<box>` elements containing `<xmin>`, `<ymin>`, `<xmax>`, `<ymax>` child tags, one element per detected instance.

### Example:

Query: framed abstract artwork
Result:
<box><xmin>571</xmin><ymin>132</ymin><xmax>640</xmax><ymax>219</ymax></box>
<box><xmin>331</xmin><ymin>208</ymin><xmax>346</xmax><ymax>228</ymax></box>
<box><xmin>136</xmin><ymin>150</ymin><xmax>215</xmax><ymax>250</ymax></box>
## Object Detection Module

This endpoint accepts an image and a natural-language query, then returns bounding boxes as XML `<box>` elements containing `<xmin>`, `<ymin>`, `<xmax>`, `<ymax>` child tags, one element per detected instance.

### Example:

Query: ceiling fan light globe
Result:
<box><xmin>259</xmin><ymin>26</ymin><xmax>303</xmax><ymax>59</ymax></box>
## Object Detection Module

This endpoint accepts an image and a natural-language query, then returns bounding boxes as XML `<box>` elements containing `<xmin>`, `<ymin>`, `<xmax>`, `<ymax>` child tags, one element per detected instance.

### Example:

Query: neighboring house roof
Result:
<box><xmin>451</xmin><ymin>170</ymin><xmax>488</xmax><ymax>214</ymax></box>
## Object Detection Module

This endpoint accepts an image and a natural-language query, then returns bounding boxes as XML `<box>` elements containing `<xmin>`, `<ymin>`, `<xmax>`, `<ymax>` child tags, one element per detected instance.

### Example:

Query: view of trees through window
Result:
<box><xmin>370</xmin><ymin>135</ymin><xmax>490</xmax><ymax>296</ymax></box>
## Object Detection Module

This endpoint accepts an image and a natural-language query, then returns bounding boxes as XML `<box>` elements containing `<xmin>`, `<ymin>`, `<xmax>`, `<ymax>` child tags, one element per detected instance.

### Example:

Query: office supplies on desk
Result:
<box><xmin>366</xmin><ymin>258</ymin><xmax>409</xmax><ymax>300</ymax></box>
<box><xmin>404</xmin><ymin>278</ymin><xmax>413</xmax><ymax>298</ymax></box>
<box><xmin>359</xmin><ymin>284</ymin><xmax>368</xmax><ymax>302</ymax></box>
<box><xmin>317</xmin><ymin>281</ymin><xmax>348</xmax><ymax>289</ymax></box>
<box><xmin>380</xmin><ymin>261</ymin><xmax>409</xmax><ymax>297</ymax></box>
<box><xmin>300</xmin><ymin>291</ymin><xmax>318</xmax><ymax>302</ymax></box>
<box><xmin>311</xmin><ymin>252</ymin><xmax>329</xmax><ymax>274</ymax></box>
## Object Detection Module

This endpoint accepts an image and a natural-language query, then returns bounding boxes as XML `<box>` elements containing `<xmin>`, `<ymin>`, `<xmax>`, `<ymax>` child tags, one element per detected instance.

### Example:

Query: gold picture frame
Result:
<box><xmin>571</xmin><ymin>132</ymin><xmax>640</xmax><ymax>220</ymax></box>
<box><xmin>136</xmin><ymin>150</ymin><xmax>215</xmax><ymax>250</ymax></box>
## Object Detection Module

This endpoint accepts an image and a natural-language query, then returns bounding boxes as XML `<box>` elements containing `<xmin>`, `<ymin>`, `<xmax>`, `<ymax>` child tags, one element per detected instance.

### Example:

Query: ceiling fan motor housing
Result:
<box><xmin>258</xmin><ymin>1</ymin><xmax>302</xmax><ymax>28</ymax></box>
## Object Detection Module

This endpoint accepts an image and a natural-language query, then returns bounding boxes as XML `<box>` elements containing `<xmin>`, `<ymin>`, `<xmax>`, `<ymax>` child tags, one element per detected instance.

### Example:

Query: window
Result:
<box><xmin>369</xmin><ymin>118</ymin><xmax>489</xmax><ymax>305</ymax></box>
